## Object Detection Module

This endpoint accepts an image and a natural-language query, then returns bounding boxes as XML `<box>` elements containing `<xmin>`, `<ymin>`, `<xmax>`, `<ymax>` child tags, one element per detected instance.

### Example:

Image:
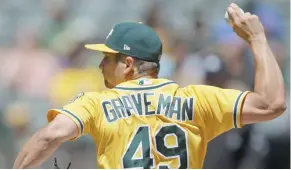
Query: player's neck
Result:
<box><xmin>133</xmin><ymin>72</ymin><xmax>157</xmax><ymax>79</ymax></box>
<box><xmin>125</xmin><ymin>74</ymin><xmax>157</xmax><ymax>82</ymax></box>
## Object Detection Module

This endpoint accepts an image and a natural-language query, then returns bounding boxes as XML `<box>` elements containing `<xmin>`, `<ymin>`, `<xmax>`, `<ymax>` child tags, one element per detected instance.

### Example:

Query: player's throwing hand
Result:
<box><xmin>227</xmin><ymin>3</ymin><xmax>265</xmax><ymax>43</ymax></box>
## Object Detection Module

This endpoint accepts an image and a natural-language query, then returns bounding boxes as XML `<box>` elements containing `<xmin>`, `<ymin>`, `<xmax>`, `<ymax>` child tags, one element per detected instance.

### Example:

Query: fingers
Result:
<box><xmin>243</xmin><ymin>12</ymin><xmax>251</xmax><ymax>21</ymax></box>
<box><xmin>227</xmin><ymin>3</ymin><xmax>244</xmax><ymax>25</ymax></box>
<box><xmin>251</xmin><ymin>14</ymin><xmax>259</xmax><ymax>20</ymax></box>
<box><xmin>227</xmin><ymin>7</ymin><xmax>239</xmax><ymax>24</ymax></box>
<box><xmin>243</xmin><ymin>13</ymin><xmax>259</xmax><ymax>23</ymax></box>
<box><xmin>226</xmin><ymin>3</ymin><xmax>262</xmax><ymax>30</ymax></box>
<box><xmin>225</xmin><ymin>3</ymin><xmax>265</xmax><ymax>42</ymax></box>
<box><xmin>231</xmin><ymin>3</ymin><xmax>244</xmax><ymax>18</ymax></box>
<box><xmin>244</xmin><ymin>12</ymin><xmax>251</xmax><ymax>17</ymax></box>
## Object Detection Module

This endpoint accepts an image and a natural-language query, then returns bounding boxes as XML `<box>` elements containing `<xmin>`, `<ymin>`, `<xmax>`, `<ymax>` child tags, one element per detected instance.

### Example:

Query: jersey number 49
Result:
<box><xmin>122</xmin><ymin>124</ymin><xmax>189</xmax><ymax>169</ymax></box>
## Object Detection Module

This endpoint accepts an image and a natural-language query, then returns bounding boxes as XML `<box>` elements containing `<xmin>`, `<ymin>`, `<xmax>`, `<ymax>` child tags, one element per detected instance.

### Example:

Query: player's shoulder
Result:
<box><xmin>178</xmin><ymin>84</ymin><xmax>216</xmax><ymax>94</ymax></box>
<box><xmin>178</xmin><ymin>84</ymin><xmax>240</xmax><ymax>100</ymax></box>
<box><xmin>179</xmin><ymin>84</ymin><xmax>242</xmax><ymax>98</ymax></box>
<box><xmin>84</xmin><ymin>89</ymin><xmax>118</xmax><ymax>100</ymax></box>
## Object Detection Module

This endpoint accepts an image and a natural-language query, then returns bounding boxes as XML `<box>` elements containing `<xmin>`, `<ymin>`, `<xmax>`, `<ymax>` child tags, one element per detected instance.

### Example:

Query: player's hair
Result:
<box><xmin>116</xmin><ymin>54</ymin><xmax>160</xmax><ymax>76</ymax></box>
<box><xmin>134</xmin><ymin>58</ymin><xmax>160</xmax><ymax>75</ymax></box>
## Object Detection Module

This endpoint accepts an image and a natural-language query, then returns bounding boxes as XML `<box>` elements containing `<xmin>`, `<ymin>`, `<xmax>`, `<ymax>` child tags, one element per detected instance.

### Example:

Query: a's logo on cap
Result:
<box><xmin>106</xmin><ymin>28</ymin><xmax>114</xmax><ymax>39</ymax></box>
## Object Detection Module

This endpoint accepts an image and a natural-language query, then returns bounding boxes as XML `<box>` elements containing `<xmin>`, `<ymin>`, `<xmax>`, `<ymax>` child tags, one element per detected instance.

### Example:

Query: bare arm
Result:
<box><xmin>242</xmin><ymin>37</ymin><xmax>286</xmax><ymax>124</ymax></box>
<box><xmin>227</xmin><ymin>4</ymin><xmax>286</xmax><ymax>124</ymax></box>
<box><xmin>13</xmin><ymin>114</ymin><xmax>79</xmax><ymax>169</ymax></box>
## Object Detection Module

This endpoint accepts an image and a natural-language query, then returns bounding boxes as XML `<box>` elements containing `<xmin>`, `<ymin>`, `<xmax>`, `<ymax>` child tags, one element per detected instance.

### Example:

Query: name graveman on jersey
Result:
<box><xmin>102</xmin><ymin>92</ymin><xmax>194</xmax><ymax>122</ymax></box>
<box><xmin>13</xmin><ymin>4</ymin><xmax>286</xmax><ymax>169</ymax></box>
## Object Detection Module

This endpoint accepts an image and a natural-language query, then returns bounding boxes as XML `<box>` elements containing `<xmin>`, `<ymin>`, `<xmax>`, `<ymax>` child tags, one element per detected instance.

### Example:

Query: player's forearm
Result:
<box><xmin>250</xmin><ymin>34</ymin><xmax>285</xmax><ymax>108</ymax></box>
<box><xmin>13</xmin><ymin>129</ymin><xmax>61</xmax><ymax>169</ymax></box>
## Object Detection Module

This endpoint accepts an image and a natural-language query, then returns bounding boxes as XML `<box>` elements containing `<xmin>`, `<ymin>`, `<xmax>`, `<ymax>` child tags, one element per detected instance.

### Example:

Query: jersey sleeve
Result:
<box><xmin>47</xmin><ymin>92</ymin><xmax>99</xmax><ymax>140</ymax></box>
<box><xmin>186</xmin><ymin>85</ymin><xmax>250</xmax><ymax>141</ymax></box>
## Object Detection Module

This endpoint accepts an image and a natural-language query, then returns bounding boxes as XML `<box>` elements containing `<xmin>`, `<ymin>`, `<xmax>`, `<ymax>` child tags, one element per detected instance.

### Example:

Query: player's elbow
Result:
<box><xmin>242</xmin><ymin>94</ymin><xmax>287</xmax><ymax>124</ymax></box>
<box><xmin>36</xmin><ymin>119</ymin><xmax>71</xmax><ymax>147</ymax></box>
<box><xmin>35</xmin><ymin>127</ymin><xmax>60</xmax><ymax>150</ymax></box>
<box><xmin>40</xmin><ymin>114</ymin><xmax>79</xmax><ymax>143</ymax></box>
<box><xmin>269</xmin><ymin>99</ymin><xmax>287</xmax><ymax>117</ymax></box>
<box><xmin>262</xmin><ymin>98</ymin><xmax>287</xmax><ymax>122</ymax></box>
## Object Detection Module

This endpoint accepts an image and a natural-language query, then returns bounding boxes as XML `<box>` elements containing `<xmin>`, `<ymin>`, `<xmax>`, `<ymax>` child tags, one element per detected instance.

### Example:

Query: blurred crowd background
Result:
<box><xmin>0</xmin><ymin>0</ymin><xmax>289</xmax><ymax>168</ymax></box>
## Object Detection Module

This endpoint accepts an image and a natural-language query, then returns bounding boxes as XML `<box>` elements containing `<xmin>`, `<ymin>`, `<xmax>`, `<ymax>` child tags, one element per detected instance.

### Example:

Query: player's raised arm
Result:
<box><xmin>13</xmin><ymin>114</ymin><xmax>78</xmax><ymax>169</ymax></box>
<box><xmin>227</xmin><ymin>3</ymin><xmax>286</xmax><ymax>124</ymax></box>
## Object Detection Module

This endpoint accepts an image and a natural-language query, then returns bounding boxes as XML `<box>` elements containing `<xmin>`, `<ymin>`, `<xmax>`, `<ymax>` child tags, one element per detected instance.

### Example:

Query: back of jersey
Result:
<box><xmin>48</xmin><ymin>78</ymin><xmax>248</xmax><ymax>169</ymax></box>
<box><xmin>95</xmin><ymin>78</ymin><xmax>202</xmax><ymax>169</ymax></box>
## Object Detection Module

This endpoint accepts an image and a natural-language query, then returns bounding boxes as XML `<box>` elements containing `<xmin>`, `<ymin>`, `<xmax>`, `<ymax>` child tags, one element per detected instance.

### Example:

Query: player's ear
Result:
<box><xmin>124</xmin><ymin>56</ymin><xmax>134</xmax><ymax>69</ymax></box>
<box><xmin>124</xmin><ymin>56</ymin><xmax>135</xmax><ymax>77</ymax></box>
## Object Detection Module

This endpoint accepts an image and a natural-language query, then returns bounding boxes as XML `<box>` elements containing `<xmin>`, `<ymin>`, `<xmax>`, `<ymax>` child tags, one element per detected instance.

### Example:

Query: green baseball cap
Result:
<box><xmin>85</xmin><ymin>22</ymin><xmax>162</xmax><ymax>62</ymax></box>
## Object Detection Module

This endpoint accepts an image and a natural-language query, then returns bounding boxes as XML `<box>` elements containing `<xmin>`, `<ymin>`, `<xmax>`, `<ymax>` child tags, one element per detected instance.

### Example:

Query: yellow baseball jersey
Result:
<box><xmin>47</xmin><ymin>78</ymin><xmax>250</xmax><ymax>169</ymax></box>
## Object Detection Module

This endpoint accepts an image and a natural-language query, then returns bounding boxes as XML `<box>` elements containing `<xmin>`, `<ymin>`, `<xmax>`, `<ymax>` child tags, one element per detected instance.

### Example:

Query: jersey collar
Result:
<box><xmin>113</xmin><ymin>78</ymin><xmax>176</xmax><ymax>91</ymax></box>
